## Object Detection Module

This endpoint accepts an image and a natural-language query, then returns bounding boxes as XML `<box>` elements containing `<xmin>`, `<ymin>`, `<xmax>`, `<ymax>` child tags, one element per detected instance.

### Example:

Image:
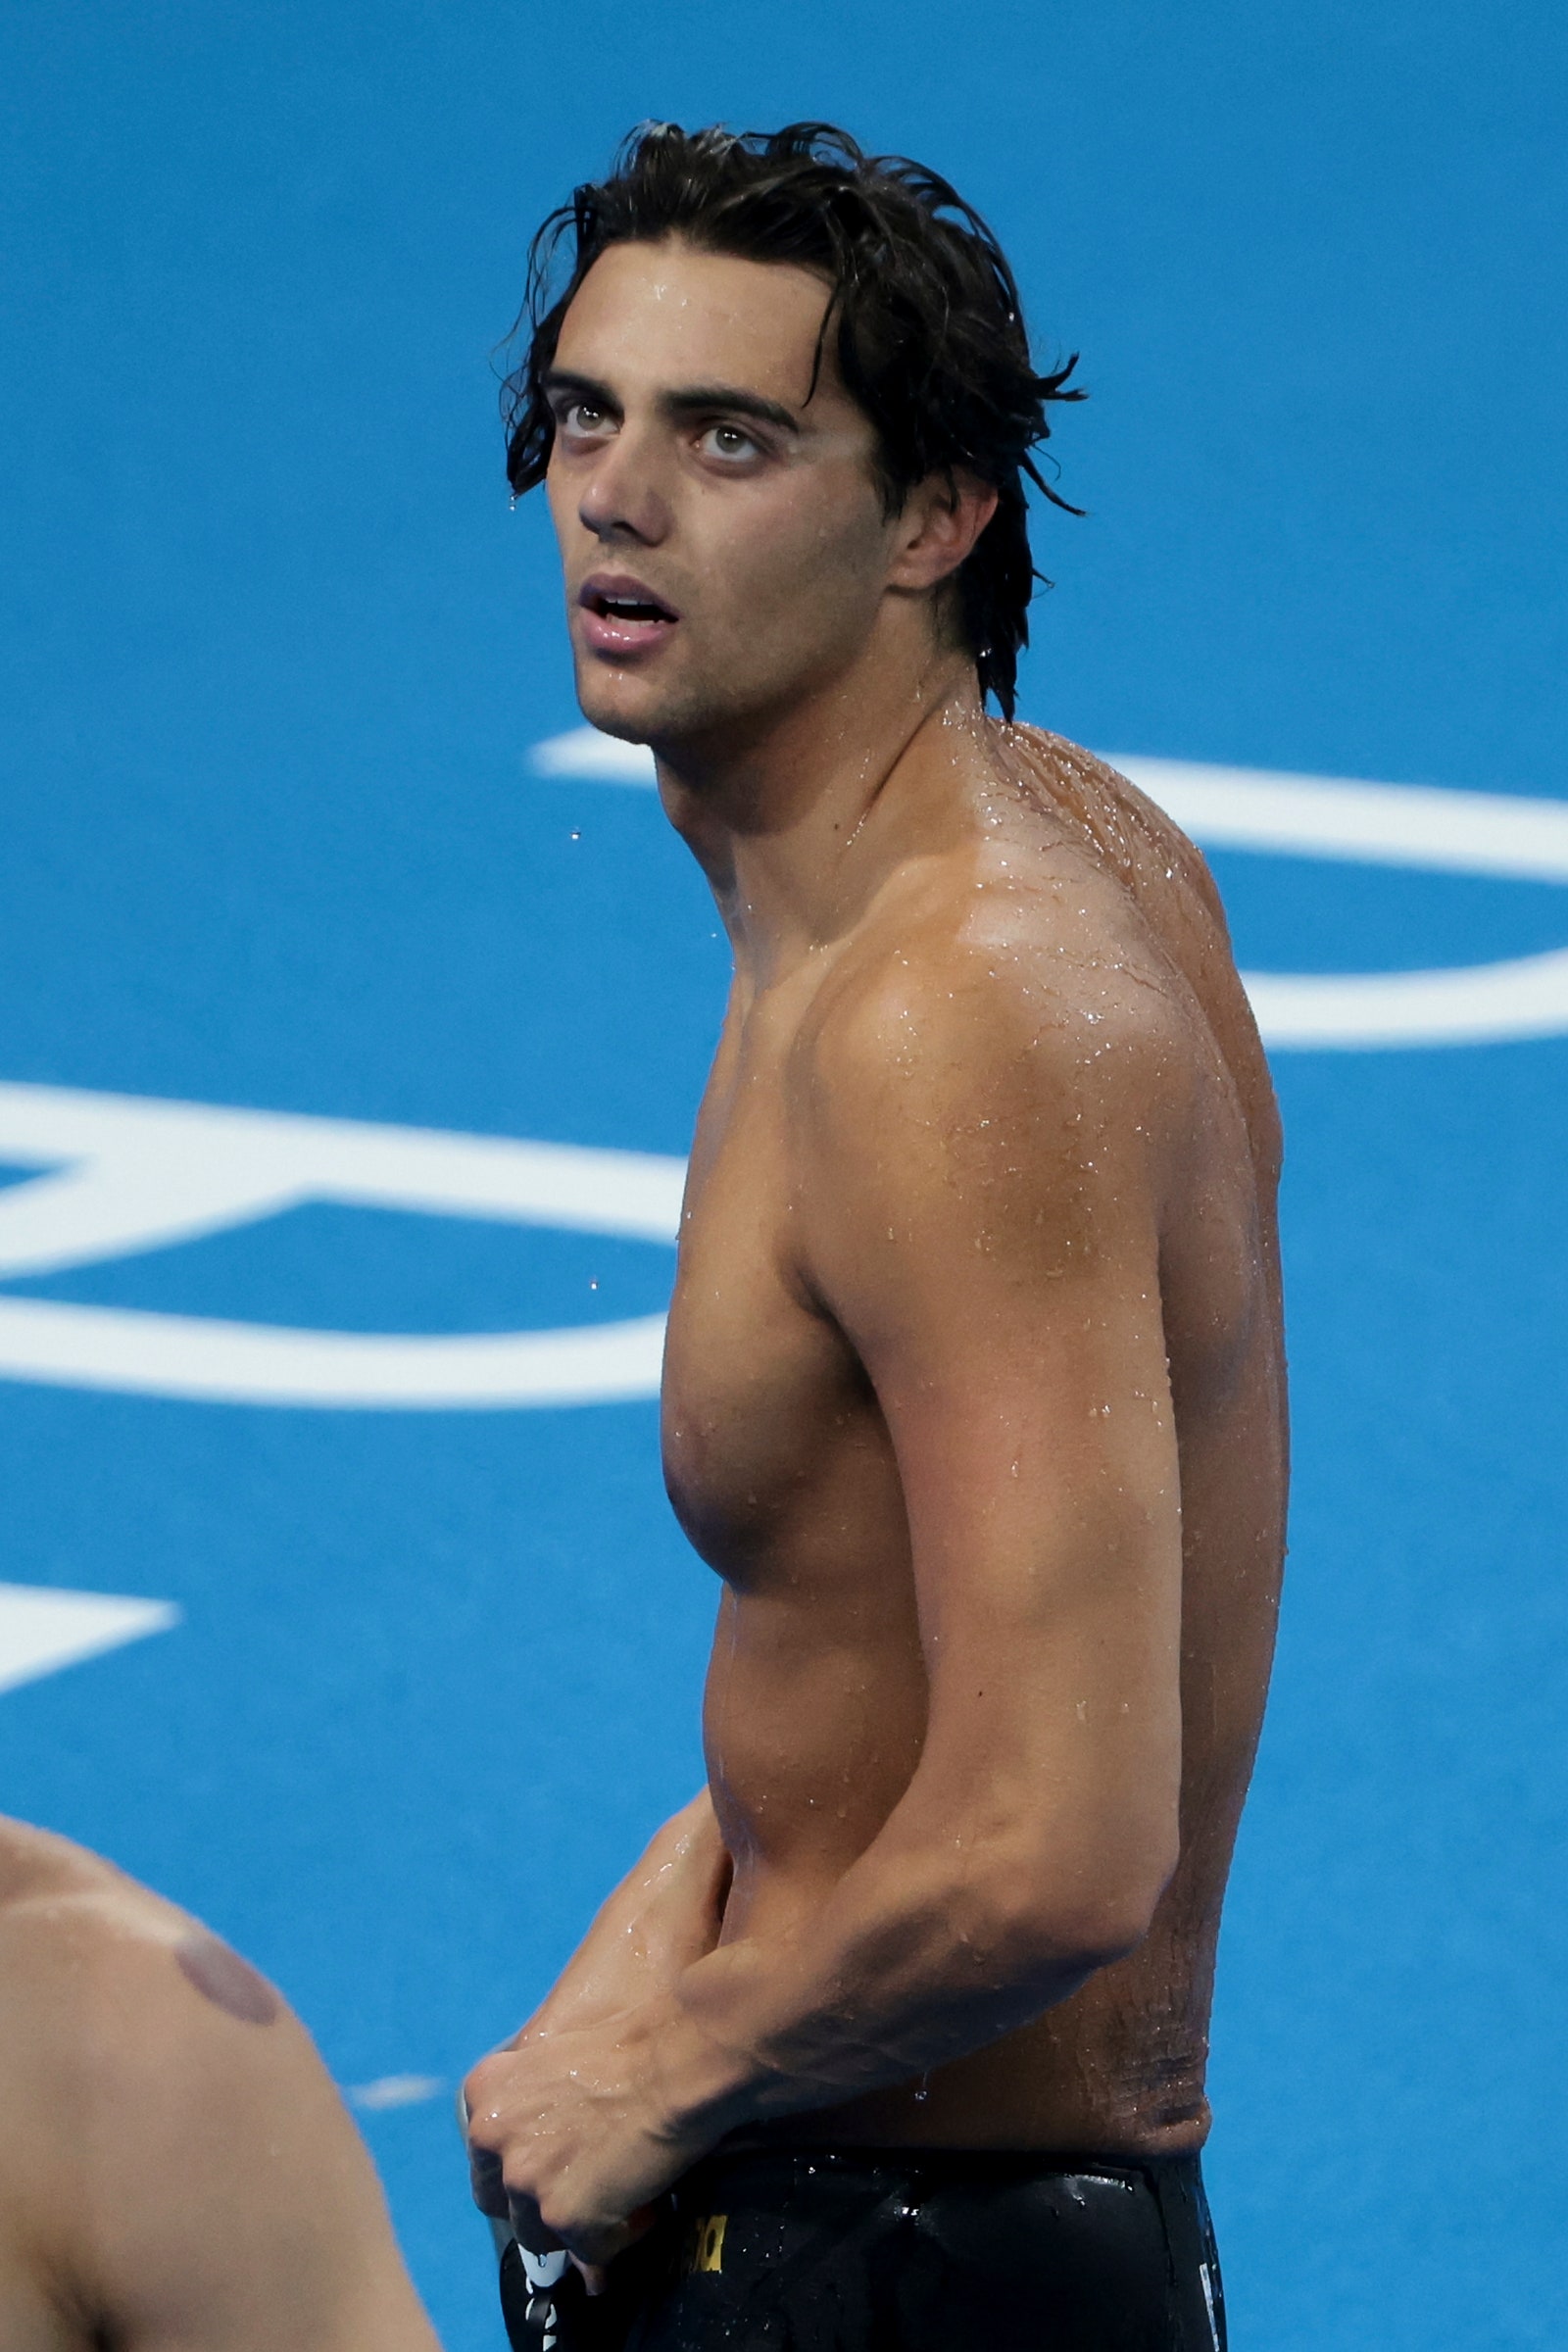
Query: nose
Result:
<box><xmin>576</xmin><ymin>423</ymin><xmax>671</xmax><ymax>548</ymax></box>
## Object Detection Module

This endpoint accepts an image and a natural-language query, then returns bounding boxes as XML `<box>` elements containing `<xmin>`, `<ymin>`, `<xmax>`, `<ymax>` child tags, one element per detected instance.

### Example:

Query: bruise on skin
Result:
<box><xmin>174</xmin><ymin>1930</ymin><xmax>280</xmax><ymax>2026</ymax></box>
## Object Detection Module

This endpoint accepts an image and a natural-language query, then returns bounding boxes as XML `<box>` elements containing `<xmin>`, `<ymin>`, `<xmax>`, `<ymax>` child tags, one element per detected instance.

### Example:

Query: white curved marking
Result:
<box><xmin>0</xmin><ymin>1084</ymin><xmax>683</xmax><ymax>1277</ymax></box>
<box><xmin>1242</xmin><ymin>946</ymin><xmax>1568</xmax><ymax>1048</ymax></box>
<box><xmin>0</xmin><ymin>1298</ymin><xmax>667</xmax><ymax>1408</ymax></box>
<box><xmin>1107</xmin><ymin>760</ymin><xmax>1568</xmax><ymax>1049</ymax></box>
<box><xmin>350</xmin><ymin>2076</ymin><xmax>446</xmax><ymax>2111</ymax></box>
<box><xmin>0</xmin><ymin>1582</ymin><xmax>179</xmax><ymax>1696</ymax></box>
<box><xmin>529</xmin><ymin>730</ymin><xmax>1568</xmax><ymax>1049</ymax></box>
<box><xmin>531</xmin><ymin>727</ymin><xmax>658</xmax><ymax>786</ymax></box>
<box><xmin>1108</xmin><ymin>756</ymin><xmax>1568</xmax><ymax>884</ymax></box>
<box><xmin>0</xmin><ymin>1084</ymin><xmax>680</xmax><ymax>1408</ymax></box>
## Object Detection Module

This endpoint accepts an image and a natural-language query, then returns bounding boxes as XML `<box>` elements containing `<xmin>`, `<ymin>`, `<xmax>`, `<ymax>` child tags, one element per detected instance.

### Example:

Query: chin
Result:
<box><xmin>572</xmin><ymin>664</ymin><xmax>669</xmax><ymax>748</ymax></box>
<box><xmin>574</xmin><ymin>662</ymin><xmax>737</xmax><ymax>756</ymax></box>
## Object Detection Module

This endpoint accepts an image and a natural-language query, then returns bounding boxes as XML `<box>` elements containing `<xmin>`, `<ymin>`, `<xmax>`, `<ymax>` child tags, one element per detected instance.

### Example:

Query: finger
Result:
<box><xmin>561</xmin><ymin>2208</ymin><xmax>656</xmax><ymax>2270</ymax></box>
<box><xmin>506</xmin><ymin>2192</ymin><xmax>564</xmax><ymax>2258</ymax></box>
<box><xmin>461</xmin><ymin>2051</ymin><xmax>516</xmax><ymax>2137</ymax></box>
<box><xmin>467</xmin><ymin>2146</ymin><xmax>510</xmax><ymax>2220</ymax></box>
<box><xmin>567</xmin><ymin>2197</ymin><xmax>663</xmax><ymax>2270</ymax></box>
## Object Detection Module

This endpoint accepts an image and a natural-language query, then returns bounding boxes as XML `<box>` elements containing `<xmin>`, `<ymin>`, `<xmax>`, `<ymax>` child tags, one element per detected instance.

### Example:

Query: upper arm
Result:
<box><xmin>53</xmin><ymin>1916</ymin><xmax>440</xmax><ymax>2352</ymax></box>
<box><xmin>799</xmin><ymin>937</ymin><xmax>1190</xmax><ymax>1921</ymax></box>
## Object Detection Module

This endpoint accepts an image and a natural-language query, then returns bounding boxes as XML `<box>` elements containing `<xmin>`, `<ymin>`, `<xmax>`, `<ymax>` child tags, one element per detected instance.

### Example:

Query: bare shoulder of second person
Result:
<box><xmin>0</xmin><ymin>1817</ymin><xmax>440</xmax><ymax>2352</ymax></box>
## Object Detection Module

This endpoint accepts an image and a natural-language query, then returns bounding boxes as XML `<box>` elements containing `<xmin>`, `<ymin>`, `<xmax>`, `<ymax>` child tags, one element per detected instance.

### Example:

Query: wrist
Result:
<box><xmin>643</xmin><ymin>1983</ymin><xmax>766</xmax><ymax>2146</ymax></box>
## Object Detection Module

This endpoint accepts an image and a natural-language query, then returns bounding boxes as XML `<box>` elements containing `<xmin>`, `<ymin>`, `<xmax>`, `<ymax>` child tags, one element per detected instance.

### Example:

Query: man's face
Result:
<box><xmin>544</xmin><ymin>238</ymin><xmax>906</xmax><ymax>751</ymax></box>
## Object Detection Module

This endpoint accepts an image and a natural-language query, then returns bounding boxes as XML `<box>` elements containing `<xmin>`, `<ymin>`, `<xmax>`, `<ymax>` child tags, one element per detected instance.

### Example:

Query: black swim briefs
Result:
<box><xmin>498</xmin><ymin>2141</ymin><xmax>1226</xmax><ymax>2351</ymax></box>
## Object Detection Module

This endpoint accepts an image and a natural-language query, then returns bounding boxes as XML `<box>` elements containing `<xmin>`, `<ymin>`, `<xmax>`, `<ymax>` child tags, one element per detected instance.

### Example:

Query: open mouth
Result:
<box><xmin>586</xmin><ymin>590</ymin><xmax>677</xmax><ymax>624</ymax></box>
<box><xmin>578</xmin><ymin>573</ymin><xmax>681</xmax><ymax>654</ymax></box>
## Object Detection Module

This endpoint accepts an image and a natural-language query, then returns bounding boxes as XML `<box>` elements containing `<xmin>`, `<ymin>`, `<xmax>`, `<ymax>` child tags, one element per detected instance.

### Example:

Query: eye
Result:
<box><xmin>557</xmin><ymin>398</ymin><xmax>614</xmax><ymax>440</ymax></box>
<box><xmin>698</xmin><ymin>421</ymin><xmax>762</xmax><ymax>464</ymax></box>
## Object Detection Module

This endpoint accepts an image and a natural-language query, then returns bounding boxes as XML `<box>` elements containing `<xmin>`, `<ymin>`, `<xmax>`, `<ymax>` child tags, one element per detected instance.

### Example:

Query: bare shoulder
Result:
<box><xmin>797</xmin><ymin>790</ymin><xmax>1207</xmax><ymax>1162</ymax></box>
<box><xmin>0</xmin><ymin>1813</ymin><xmax>298</xmax><ymax>2223</ymax></box>
<box><xmin>1003</xmin><ymin>724</ymin><xmax>1282</xmax><ymax>1174</ymax></box>
<box><xmin>0</xmin><ymin>1811</ymin><xmax>114</xmax><ymax>1906</ymax></box>
<box><xmin>0</xmin><ymin>1818</ymin><xmax>438</xmax><ymax>2352</ymax></box>
<box><xmin>0</xmin><ymin>1813</ymin><xmax>285</xmax><ymax>2050</ymax></box>
<box><xmin>781</xmin><ymin>720</ymin><xmax>1281</xmax><ymax>1319</ymax></box>
<box><xmin>1000</xmin><ymin>724</ymin><xmax>1229</xmax><ymax>918</ymax></box>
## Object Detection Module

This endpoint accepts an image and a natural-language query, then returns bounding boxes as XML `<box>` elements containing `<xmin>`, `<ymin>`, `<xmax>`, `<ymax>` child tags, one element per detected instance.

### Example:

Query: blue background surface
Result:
<box><xmin>2</xmin><ymin>5</ymin><xmax>1565</xmax><ymax>2345</ymax></box>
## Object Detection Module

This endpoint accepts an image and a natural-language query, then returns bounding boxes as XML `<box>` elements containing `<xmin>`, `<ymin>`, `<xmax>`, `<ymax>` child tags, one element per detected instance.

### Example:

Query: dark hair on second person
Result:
<box><xmin>503</xmin><ymin>122</ymin><xmax>1083</xmax><ymax>718</ymax></box>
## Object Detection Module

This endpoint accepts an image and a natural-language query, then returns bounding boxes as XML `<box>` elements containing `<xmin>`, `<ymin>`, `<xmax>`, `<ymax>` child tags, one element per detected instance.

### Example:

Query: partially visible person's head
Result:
<box><xmin>505</xmin><ymin>122</ymin><xmax>1081</xmax><ymax>745</ymax></box>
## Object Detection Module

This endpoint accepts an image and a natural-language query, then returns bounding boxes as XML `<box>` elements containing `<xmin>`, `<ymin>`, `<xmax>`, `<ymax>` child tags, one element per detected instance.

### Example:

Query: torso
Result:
<box><xmin>662</xmin><ymin>723</ymin><xmax>1286</xmax><ymax>2157</ymax></box>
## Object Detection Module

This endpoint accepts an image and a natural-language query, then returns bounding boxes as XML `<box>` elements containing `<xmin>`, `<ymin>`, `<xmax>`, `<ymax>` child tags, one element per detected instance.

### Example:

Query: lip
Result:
<box><xmin>576</xmin><ymin>570</ymin><xmax>681</xmax><ymax>658</ymax></box>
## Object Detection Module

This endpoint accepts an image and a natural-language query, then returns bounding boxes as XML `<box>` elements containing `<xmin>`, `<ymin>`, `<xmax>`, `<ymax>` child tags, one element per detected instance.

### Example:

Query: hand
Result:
<box><xmin>464</xmin><ymin>1999</ymin><xmax>737</xmax><ymax>2269</ymax></box>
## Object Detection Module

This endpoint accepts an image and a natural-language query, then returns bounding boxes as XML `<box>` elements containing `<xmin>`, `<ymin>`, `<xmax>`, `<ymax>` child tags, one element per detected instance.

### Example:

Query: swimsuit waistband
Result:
<box><xmin>674</xmin><ymin>2141</ymin><xmax>1205</xmax><ymax>2207</ymax></box>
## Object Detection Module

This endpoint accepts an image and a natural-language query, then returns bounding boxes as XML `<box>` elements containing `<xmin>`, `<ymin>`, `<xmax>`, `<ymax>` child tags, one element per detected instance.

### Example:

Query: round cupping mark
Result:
<box><xmin>175</xmin><ymin>1930</ymin><xmax>281</xmax><ymax>2026</ymax></box>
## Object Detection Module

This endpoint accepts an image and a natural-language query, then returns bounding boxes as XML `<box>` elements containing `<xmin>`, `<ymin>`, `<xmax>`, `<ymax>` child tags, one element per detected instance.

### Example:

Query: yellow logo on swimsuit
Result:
<box><xmin>687</xmin><ymin>2214</ymin><xmax>727</xmax><ymax>2274</ymax></box>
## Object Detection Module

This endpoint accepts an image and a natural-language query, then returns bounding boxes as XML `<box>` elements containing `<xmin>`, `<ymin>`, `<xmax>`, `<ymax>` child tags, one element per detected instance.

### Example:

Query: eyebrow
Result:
<box><xmin>543</xmin><ymin>368</ymin><xmax>804</xmax><ymax>436</ymax></box>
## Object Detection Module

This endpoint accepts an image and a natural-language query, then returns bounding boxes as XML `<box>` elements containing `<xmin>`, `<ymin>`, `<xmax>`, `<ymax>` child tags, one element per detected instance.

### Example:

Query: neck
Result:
<box><xmin>653</xmin><ymin>645</ymin><xmax>991</xmax><ymax>986</ymax></box>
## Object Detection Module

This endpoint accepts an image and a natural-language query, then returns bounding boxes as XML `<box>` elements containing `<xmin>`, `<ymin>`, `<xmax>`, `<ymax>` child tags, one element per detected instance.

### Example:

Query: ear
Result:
<box><xmin>886</xmin><ymin>469</ymin><xmax>1000</xmax><ymax>594</ymax></box>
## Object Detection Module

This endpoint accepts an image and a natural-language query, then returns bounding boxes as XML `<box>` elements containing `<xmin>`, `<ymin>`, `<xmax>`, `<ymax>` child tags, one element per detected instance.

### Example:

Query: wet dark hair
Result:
<box><xmin>502</xmin><ymin>122</ymin><xmax>1082</xmax><ymax>718</ymax></box>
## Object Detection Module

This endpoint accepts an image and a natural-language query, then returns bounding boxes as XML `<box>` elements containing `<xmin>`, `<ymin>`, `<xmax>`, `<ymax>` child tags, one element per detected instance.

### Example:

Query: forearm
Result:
<box><xmin>464</xmin><ymin>1778</ymin><xmax>1167</xmax><ymax>2262</ymax></box>
<box><xmin>654</xmin><ymin>1797</ymin><xmax>1151</xmax><ymax>2140</ymax></box>
<box><xmin>649</xmin><ymin>1768</ymin><xmax>1165</xmax><ymax>2135</ymax></box>
<box><xmin>523</xmin><ymin>1790</ymin><xmax>731</xmax><ymax>2038</ymax></box>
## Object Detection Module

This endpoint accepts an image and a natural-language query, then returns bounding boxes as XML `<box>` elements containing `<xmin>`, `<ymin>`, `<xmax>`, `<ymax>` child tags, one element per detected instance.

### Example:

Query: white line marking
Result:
<box><xmin>349</xmin><ymin>2075</ymin><xmax>446</xmax><ymax>2110</ymax></box>
<box><xmin>0</xmin><ymin>1083</ymin><xmax>683</xmax><ymax>1278</ymax></box>
<box><xmin>530</xmin><ymin>727</ymin><xmax>659</xmax><ymax>785</ymax></box>
<box><xmin>1242</xmin><ymin>945</ymin><xmax>1568</xmax><ymax>1048</ymax></box>
<box><xmin>1109</xmin><ymin>755</ymin><xmax>1568</xmax><ymax>884</ymax></box>
<box><xmin>2</xmin><ymin>736</ymin><xmax>1565</xmax><ymax>1408</ymax></box>
<box><xmin>0</xmin><ymin>1582</ymin><xmax>179</xmax><ymax>1695</ymax></box>
<box><xmin>529</xmin><ymin>730</ymin><xmax>1568</xmax><ymax>1049</ymax></box>
<box><xmin>0</xmin><ymin>1296</ymin><xmax>667</xmax><ymax>1408</ymax></box>
<box><xmin>0</xmin><ymin>1084</ymin><xmax>678</xmax><ymax>1408</ymax></box>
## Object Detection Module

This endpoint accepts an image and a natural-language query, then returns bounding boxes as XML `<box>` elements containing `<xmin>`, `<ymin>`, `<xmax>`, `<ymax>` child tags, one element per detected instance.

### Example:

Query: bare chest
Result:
<box><xmin>661</xmin><ymin>1028</ymin><xmax>889</xmax><ymax>1582</ymax></box>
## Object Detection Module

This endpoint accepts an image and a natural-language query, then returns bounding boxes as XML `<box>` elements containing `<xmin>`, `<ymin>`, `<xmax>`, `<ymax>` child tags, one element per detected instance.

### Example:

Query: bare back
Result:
<box><xmin>662</xmin><ymin>721</ymin><xmax>1286</xmax><ymax>2156</ymax></box>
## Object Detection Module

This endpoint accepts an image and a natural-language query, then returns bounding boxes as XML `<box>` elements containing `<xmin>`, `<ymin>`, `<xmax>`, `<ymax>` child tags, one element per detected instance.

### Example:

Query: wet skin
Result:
<box><xmin>466</xmin><ymin>237</ymin><xmax>1285</xmax><ymax>2269</ymax></box>
<box><xmin>0</xmin><ymin>1817</ymin><xmax>441</xmax><ymax>2352</ymax></box>
<box><xmin>668</xmin><ymin>717</ymin><xmax>1285</xmax><ymax>2159</ymax></box>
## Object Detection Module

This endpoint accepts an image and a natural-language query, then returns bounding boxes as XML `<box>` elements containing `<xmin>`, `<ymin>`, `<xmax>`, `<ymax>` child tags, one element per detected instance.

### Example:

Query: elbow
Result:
<box><xmin>984</xmin><ymin>1830</ymin><xmax>1180</xmax><ymax>1983</ymax></box>
<box><xmin>1031</xmin><ymin>1886</ymin><xmax>1164</xmax><ymax>1978</ymax></box>
<box><xmin>998</xmin><ymin>1900</ymin><xmax>1151</xmax><ymax>1986</ymax></box>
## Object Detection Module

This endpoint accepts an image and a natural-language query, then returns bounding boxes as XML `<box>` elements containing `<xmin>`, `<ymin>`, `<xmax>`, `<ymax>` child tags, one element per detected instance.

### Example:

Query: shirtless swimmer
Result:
<box><xmin>465</xmin><ymin>122</ymin><xmax>1285</xmax><ymax>2351</ymax></box>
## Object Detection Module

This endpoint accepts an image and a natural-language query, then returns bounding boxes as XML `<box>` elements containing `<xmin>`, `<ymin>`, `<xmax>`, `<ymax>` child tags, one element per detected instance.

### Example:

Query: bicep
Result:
<box><xmin>804</xmin><ymin>983</ymin><xmax>1186</xmax><ymax>1872</ymax></box>
<box><xmin>860</xmin><ymin>1236</ymin><xmax>1182</xmax><ymax>1838</ymax></box>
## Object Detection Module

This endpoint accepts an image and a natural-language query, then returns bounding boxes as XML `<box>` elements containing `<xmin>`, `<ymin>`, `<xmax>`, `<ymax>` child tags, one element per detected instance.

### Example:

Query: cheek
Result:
<box><xmin>713</xmin><ymin>484</ymin><xmax>889</xmax><ymax>632</ymax></box>
<box><xmin>545</xmin><ymin>463</ymin><xmax>576</xmax><ymax>546</ymax></box>
<box><xmin>546</xmin><ymin>443</ymin><xmax>610</xmax><ymax>550</ymax></box>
